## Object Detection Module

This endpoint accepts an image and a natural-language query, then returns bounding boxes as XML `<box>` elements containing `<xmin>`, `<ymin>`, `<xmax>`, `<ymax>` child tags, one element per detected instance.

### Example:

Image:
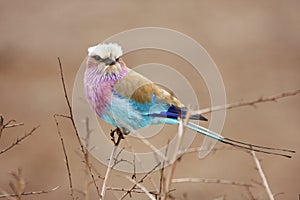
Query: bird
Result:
<box><xmin>84</xmin><ymin>43</ymin><xmax>294</xmax><ymax>158</ymax></box>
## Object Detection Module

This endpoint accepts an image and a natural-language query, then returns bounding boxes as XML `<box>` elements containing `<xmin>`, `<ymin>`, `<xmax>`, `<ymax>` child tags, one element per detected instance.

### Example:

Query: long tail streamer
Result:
<box><xmin>186</xmin><ymin>122</ymin><xmax>295</xmax><ymax>158</ymax></box>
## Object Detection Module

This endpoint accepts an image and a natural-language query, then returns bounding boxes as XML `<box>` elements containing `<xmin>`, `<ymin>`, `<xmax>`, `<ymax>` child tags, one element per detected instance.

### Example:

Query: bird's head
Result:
<box><xmin>87</xmin><ymin>43</ymin><xmax>124</xmax><ymax>76</ymax></box>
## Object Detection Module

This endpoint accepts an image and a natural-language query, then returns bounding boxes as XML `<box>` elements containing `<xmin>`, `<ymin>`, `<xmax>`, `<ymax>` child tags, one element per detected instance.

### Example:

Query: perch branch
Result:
<box><xmin>100</xmin><ymin>130</ymin><xmax>123</xmax><ymax>200</ymax></box>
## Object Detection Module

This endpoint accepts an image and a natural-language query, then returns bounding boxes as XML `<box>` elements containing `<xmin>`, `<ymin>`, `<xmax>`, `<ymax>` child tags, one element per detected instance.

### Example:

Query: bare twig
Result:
<box><xmin>0</xmin><ymin>115</ymin><xmax>4</xmax><ymax>141</ymax></box>
<box><xmin>107</xmin><ymin>187</ymin><xmax>151</xmax><ymax>194</ymax></box>
<box><xmin>84</xmin><ymin>117</ymin><xmax>92</xmax><ymax>200</ymax></box>
<box><xmin>0</xmin><ymin>115</ymin><xmax>24</xmax><ymax>141</ymax></box>
<box><xmin>4</xmin><ymin>123</ymin><xmax>24</xmax><ymax>129</ymax></box>
<box><xmin>159</xmin><ymin>140</ymin><xmax>170</xmax><ymax>199</ymax></box>
<box><xmin>251</xmin><ymin>151</ymin><xmax>274</xmax><ymax>200</ymax></box>
<box><xmin>56</xmin><ymin>57</ymin><xmax>101</xmax><ymax>199</ymax></box>
<box><xmin>124</xmin><ymin>176</ymin><xmax>156</xmax><ymax>200</ymax></box>
<box><xmin>172</xmin><ymin>178</ymin><xmax>255</xmax><ymax>187</ymax></box>
<box><xmin>123</xmin><ymin>138</ymin><xmax>159</xmax><ymax>193</ymax></box>
<box><xmin>0</xmin><ymin>126</ymin><xmax>39</xmax><ymax>156</ymax></box>
<box><xmin>192</xmin><ymin>89</ymin><xmax>300</xmax><ymax>115</ymax></box>
<box><xmin>111</xmin><ymin>147</ymin><xmax>133</xmax><ymax>169</ymax></box>
<box><xmin>54</xmin><ymin>114</ymin><xmax>75</xmax><ymax>200</ymax></box>
<box><xmin>120</xmin><ymin>162</ymin><xmax>161</xmax><ymax>200</ymax></box>
<box><xmin>0</xmin><ymin>186</ymin><xmax>59</xmax><ymax>198</ymax></box>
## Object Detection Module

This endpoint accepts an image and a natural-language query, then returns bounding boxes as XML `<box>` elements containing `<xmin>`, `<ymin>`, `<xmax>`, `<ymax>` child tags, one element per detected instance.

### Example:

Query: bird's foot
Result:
<box><xmin>110</xmin><ymin>127</ymin><xmax>124</xmax><ymax>146</ymax></box>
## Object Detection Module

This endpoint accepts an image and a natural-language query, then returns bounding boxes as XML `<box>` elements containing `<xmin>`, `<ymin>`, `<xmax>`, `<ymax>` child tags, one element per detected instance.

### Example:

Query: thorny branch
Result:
<box><xmin>56</xmin><ymin>57</ymin><xmax>101</xmax><ymax>199</ymax></box>
<box><xmin>172</xmin><ymin>178</ymin><xmax>256</xmax><ymax>187</ymax></box>
<box><xmin>106</xmin><ymin>187</ymin><xmax>156</xmax><ymax>194</ymax></box>
<box><xmin>120</xmin><ymin>162</ymin><xmax>161</xmax><ymax>200</ymax></box>
<box><xmin>124</xmin><ymin>176</ymin><xmax>156</xmax><ymax>200</ymax></box>
<box><xmin>192</xmin><ymin>89</ymin><xmax>300</xmax><ymax>115</ymax></box>
<box><xmin>0</xmin><ymin>186</ymin><xmax>60</xmax><ymax>198</ymax></box>
<box><xmin>54</xmin><ymin>114</ymin><xmax>75</xmax><ymax>200</ymax></box>
<box><xmin>0</xmin><ymin>126</ymin><xmax>39</xmax><ymax>156</ymax></box>
<box><xmin>123</xmin><ymin>138</ymin><xmax>159</xmax><ymax>194</ymax></box>
<box><xmin>0</xmin><ymin>115</ymin><xmax>24</xmax><ymax>141</ymax></box>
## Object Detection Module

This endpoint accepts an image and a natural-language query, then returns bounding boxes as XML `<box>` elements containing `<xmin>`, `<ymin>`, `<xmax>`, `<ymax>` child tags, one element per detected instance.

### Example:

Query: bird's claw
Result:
<box><xmin>110</xmin><ymin>127</ymin><xmax>124</xmax><ymax>146</ymax></box>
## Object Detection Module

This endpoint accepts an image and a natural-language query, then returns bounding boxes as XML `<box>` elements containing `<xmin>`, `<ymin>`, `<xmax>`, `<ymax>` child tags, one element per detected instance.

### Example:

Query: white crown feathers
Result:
<box><xmin>88</xmin><ymin>43</ymin><xmax>123</xmax><ymax>59</ymax></box>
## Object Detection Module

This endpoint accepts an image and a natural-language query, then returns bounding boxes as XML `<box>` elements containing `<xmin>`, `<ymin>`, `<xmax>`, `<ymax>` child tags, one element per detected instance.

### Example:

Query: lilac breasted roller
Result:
<box><xmin>84</xmin><ymin>43</ymin><xmax>294</xmax><ymax>158</ymax></box>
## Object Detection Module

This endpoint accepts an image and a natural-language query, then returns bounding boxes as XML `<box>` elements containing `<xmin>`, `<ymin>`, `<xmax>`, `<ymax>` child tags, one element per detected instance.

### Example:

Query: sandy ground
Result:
<box><xmin>0</xmin><ymin>1</ymin><xmax>299</xmax><ymax>199</ymax></box>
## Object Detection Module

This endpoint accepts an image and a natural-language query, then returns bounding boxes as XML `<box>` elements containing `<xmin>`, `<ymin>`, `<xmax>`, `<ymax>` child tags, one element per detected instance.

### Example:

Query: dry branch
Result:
<box><xmin>100</xmin><ymin>129</ymin><xmax>123</xmax><ymax>200</ymax></box>
<box><xmin>172</xmin><ymin>178</ymin><xmax>255</xmax><ymax>187</ymax></box>
<box><xmin>123</xmin><ymin>138</ymin><xmax>159</xmax><ymax>194</ymax></box>
<box><xmin>0</xmin><ymin>115</ymin><xmax>24</xmax><ymax>141</ymax></box>
<box><xmin>192</xmin><ymin>89</ymin><xmax>300</xmax><ymax>115</ymax></box>
<box><xmin>124</xmin><ymin>176</ymin><xmax>156</xmax><ymax>200</ymax></box>
<box><xmin>0</xmin><ymin>126</ymin><xmax>39</xmax><ymax>156</ymax></box>
<box><xmin>54</xmin><ymin>114</ymin><xmax>75</xmax><ymax>200</ymax></box>
<box><xmin>120</xmin><ymin>162</ymin><xmax>160</xmax><ymax>200</ymax></box>
<box><xmin>0</xmin><ymin>186</ymin><xmax>59</xmax><ymax>198</ymax></box>
<box><xmin>56</xmin><ymin>57</ymin><xmax>101</xmax><ymax>199</ymax></box>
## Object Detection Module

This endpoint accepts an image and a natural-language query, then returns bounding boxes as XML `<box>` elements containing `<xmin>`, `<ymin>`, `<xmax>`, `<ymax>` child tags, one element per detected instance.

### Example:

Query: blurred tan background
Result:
<box><xmin>0</xmin><ymin>0</ymin><xmax>299</xmax><ymax>199</ymax></box>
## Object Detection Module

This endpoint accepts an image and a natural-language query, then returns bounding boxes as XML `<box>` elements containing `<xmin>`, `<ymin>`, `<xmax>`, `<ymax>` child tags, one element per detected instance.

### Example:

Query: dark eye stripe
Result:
<box><xmin>92</xmin><ymin>55</ymin><xmax>102</xmax><ymax>61</ymax></box>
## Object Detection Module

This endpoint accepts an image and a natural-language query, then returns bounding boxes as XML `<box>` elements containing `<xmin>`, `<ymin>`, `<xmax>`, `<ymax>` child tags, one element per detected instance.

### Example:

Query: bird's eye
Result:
<box><xmin>92</xmin><ymin>55</ymin><xmax>102</xmax><ymax>61</ymax></box>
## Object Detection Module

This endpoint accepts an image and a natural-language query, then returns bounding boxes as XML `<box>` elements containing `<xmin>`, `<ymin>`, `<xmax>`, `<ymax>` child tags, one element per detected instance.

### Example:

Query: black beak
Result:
<box><xmin>104</xmin><ymin>57</ymin><xmax>116</xmax><ymax>66</ymax></box>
